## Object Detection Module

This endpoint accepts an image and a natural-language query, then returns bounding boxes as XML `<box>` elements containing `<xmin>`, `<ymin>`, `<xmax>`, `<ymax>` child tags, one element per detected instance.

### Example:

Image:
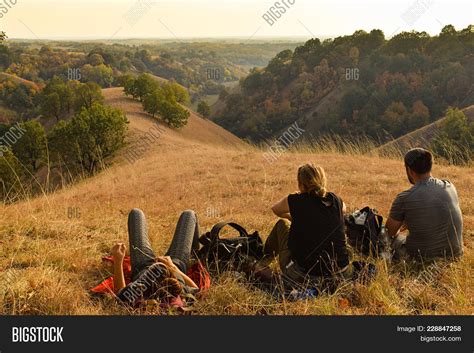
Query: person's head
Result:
<box><xmin>157</xmin><ymin>277</ymin><xmax>183</xmax><ymax>298</ymax></box>
<box><xmin>297</xmin><ymin>163</ymin><xmax>327</xmax><ymax>198</ymax></box>
<box><xmin>153</xmin><ymin>262</ymin><xmax>183</xmax><ymax>298</ymax></box>
<box><xmin>404</xmin><ymin>148</ymin><xmax>433</xmax><ymax>184</ymax></box>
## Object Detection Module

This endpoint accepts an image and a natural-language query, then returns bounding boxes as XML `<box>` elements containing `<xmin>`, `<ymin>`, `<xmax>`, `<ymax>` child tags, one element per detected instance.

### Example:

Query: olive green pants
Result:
<box><xmin>263</xmin><ymin>219</ymin><xmax>292</xmax><ymax>272</ymax></box>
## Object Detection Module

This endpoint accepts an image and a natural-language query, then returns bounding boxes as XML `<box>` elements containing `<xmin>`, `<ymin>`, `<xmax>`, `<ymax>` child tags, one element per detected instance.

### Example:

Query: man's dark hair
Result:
<box><xmin>404</xmin><ymin>148</ymin><xmax>433</xmax><ymax>174</ymax></box>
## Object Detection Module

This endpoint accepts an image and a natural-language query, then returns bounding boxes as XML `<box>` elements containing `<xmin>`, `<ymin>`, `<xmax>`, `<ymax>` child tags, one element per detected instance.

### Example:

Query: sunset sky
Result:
<box><xmin>0</xmin><ymin>0</ymin><xmax>472</xmax><ymax>40</ymax></box>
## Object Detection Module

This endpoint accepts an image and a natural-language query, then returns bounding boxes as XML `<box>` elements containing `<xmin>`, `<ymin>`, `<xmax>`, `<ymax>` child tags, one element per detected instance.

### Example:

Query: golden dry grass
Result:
<box><xmin>0</xmin><ymin>89</ymin><xmax>472</xmax><ymax>315</ymax></box>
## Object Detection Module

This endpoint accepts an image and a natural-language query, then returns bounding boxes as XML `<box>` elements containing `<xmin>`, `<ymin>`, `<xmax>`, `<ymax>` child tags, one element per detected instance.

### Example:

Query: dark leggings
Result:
<box><xmin>127</xmin><ymin>208</ymin><xmax>200</xmax><ymax>281</ymax></box>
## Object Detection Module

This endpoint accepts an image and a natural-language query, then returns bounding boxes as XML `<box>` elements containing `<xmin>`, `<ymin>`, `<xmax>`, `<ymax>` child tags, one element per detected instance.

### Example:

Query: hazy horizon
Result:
<box><xmin>0</xmin><ymin>0</ymin><xmax>472</xmax><ymax>41</ymax></box>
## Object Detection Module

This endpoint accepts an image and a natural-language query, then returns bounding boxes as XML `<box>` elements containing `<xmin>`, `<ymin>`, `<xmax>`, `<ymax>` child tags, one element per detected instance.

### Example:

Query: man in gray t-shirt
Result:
<box><xmin>386</xmin><ymin>148</ymin><xmax>463</xmax><ymax>260</ymax></box>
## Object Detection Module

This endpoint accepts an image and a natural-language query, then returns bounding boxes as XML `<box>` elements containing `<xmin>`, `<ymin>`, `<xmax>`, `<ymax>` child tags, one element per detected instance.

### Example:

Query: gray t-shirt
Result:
<box><xmin>389</xmin><ymin>177</ymin><xmax>463</xmax><ymax>259</ymax></box>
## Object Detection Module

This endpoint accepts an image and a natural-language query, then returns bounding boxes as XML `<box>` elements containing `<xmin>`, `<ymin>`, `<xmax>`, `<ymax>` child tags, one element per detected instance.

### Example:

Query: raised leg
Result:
<box><xmin>128</xmin><ymin>208</ymin><xmax>156</xmax><ymax>281</ymax></box>
<box><xmin>166</xmin><ymin>210</ymin><xmax>200</xmax><ymax>273</ymax></box>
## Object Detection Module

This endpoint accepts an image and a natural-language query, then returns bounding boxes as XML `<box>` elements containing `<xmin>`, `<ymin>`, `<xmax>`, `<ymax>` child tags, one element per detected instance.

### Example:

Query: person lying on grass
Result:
<box><xmin>252</xmin><ymin>163</ymin><xmax>352</xmax><ymax>285</ymax></box>
<box><xmin>111</xmin><ymin>209</ymin><xmax>199</xmax><ymax>307</ymax></box>
<box><xmin>386</xmin><ymin>148</ymin><xmax>464</xmax><ymax>262</ymax></box>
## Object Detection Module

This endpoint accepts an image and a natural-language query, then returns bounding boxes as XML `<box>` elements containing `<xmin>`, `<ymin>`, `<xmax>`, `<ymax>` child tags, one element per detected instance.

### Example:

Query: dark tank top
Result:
<box><xmin>288</xmin><ymin>192</ymin><xmax>349</xmax><ymax>276</ymax></box>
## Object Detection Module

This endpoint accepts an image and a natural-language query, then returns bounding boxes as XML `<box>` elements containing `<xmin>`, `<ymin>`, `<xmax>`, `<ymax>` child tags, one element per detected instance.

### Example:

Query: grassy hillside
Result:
<box><xmin>0</xmin><ymin>72</ymin><xmax>41</xmax><ymax>90</ymax></box>
<box><xmin>378</xmin><ymin>105</ymin><xmax>474</xmax><ymax>156</ymax></box>
<box><xmin>0</xmin><ymin>89</ymin><xmax>472</xmax><ymax>315</ymax></box>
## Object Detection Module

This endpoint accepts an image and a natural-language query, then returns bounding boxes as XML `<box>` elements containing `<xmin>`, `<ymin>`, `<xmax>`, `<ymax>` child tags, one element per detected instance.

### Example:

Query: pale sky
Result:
<box><xmin>0</xmin><ymin>0</ymin><xmax>472</xmax><ymax>40</ymax></box>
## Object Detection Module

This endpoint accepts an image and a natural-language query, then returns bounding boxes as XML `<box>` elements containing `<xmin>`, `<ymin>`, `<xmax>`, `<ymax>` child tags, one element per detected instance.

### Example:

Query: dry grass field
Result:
<box><xmin>0</xmin><ymin>88</ymin><xmax>472</xmax><ymax>315</ymax></box>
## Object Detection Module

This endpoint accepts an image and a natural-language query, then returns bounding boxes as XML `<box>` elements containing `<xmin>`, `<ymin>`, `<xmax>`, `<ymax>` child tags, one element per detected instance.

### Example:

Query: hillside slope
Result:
<box><xmin>0</xmin><ymin>90</ymin><xmax>472</xmax><ymax>315</ymax></box>
<box><xmin>0</xmin><ymin>72</ymin><xmax>41</xmax><ymax>90</ymax></box>
<box><xmin>378</xmin><ymin>105</ymin><xmax>474</xmax><ymax>155</ymax></box>
<box><xmin>102</xmin><ymin>87</ymin><xmax>244</xmax><ymax>152</ymax></box>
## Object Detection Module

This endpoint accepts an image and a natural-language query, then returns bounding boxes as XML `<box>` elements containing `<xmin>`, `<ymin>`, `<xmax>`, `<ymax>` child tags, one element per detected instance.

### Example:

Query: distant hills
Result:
<box><xmin>212</xmin><ymin>25</ymin><xmax>474</xmax><ymax>144</ymax></box>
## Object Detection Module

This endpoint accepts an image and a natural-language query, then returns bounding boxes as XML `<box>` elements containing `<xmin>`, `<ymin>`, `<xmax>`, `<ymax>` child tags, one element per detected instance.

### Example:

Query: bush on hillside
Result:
<box><xmin>74</xmin><ymin>81</ymin><xmax>104</xmax><ymax>111</ymax></box>
<box><xmin>49</xmin><ymin>104</ymin><xmax>128</xmax><ymax>174</ymax></box>
<box><xmin>12</xmin><ymin>120</ymin><xmax>47</xmax><ymax>173</ymax></box>
<box><xmin>197</xmin><ymin>100</ymin><xmax>211</xmax><ymax>118</ymax></box>
<box><xmin>124</xmin><ymin>74</ymin><xmax>191</xmax><ymax>128</ymax></box>
<box><xmin>158</xmin><ymin>100</ymin><xmax>190</xmax><ymax>128</ymax></box>
<box><xmin>143</xmin><ymin>88</ymin><xmax>165</xmax><ymax>118</ymax></box>
<box><xmin>432</xmin><ymin>107</ymin><xmax>473</xmax><ymax>165</ymax></box>
<box><xmin>0</xmin><ymin>148</ymin><xmax>21</xmax><ymax>201</ymax></box>
<box><xmin>81</xmin><ymin>63</ymin><xmax>114</xmax><ymax>88</ymax></box>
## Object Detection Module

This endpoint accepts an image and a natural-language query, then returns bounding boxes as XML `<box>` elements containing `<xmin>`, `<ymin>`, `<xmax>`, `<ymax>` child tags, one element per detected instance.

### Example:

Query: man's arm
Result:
<box><xmin>386</xmin><ymin>192</ymin><xmax>406</xmax><ymax>238</ymax></box>
<box><xmin>386</xmin><ymin>217</ymin><xmax>403</xmax><ymax>239</ymax></box>
<box><xmin>271</xmin><ymin>196</ymin><xmax>291</xmax><ymax>221</ymax></box>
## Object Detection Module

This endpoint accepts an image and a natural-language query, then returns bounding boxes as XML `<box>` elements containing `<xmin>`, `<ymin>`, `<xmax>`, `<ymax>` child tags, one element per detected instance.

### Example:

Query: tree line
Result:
<box><xmin>120</xmin><ymin>73</ymin><xmax>190</xmax><ymax>128</ymax></box>
<box><xmin>214</xmin><ymin>25</ymin><xmax>474</xmax><ymax>153</ymax></box>
<box><xmin>0</xmin><ymin>80</ymin><xmax>128</xmax><ymax>201</ymax></box>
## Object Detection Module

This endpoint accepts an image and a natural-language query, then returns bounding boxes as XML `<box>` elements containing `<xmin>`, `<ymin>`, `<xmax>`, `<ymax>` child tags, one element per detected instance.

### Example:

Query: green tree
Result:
<box><xmin>81</xmin><ymin>64</ymin><xmax>114</xmax><ymax>88</ymax></box>
<box><xmin>197</xmin><ymin>100</ymin><xmax>211</xmax><ymax>118</ymax></box>
<box><xmin>433</xmin><ymin>108</ymin><xmax>473</xmax><ymax>165</ymax></box>
<box><xmin>123</xmin><ymin>75</ymin><xmax>137</xmax><ymax>98</ymax></box>
<box><xmin>1</xmin><ymin>81</ymin><xmax>36</xmax><ymax>115</ymax></box>
<box><xmin>0</xmin><ymin>148</ymin><xmax>21</xmax><ymax>201</ymax></box>
<box><xmin>133</xmin><ymin>74</ymin><xmax>159</xmax><ymax>102</ymax></box>
<box><xmin>12</xmin><ymin>120</ymin><xmax>47</xmax><ymax>172</ymax></box>
<box><xmin>41</xmin><ymin>92</ymin><xmax>61</xmax><ymax>121</ymax></box>
<box><xmin>48</xmin><ymin>120</ymin><xmax>77</xmax><ymax>173</ymax></box>
<box><xmin>40</xmin><ymin>79</ymin><xmax>76</xmax><ymax>120</ymax></box>
<box><xmin>117</xmin><ymin>74</ymin><xmax>134</xmax><ymax>88</ymax></box>
<box><xmin>74</xmin><ymin>82</ymin><xmax>104</xmax><ymax>111</ymax></box>
<box><xmin>159</xmin><ymin>101</ymin><xmax>190</xmax><ymax>128</ymax></box>
<box><xmin>49</xmin><ymin>104</ymin><xmax>128</xmax><ymax>174</ymax></box>
<box><xmin>162</xmin><ymin>81</ymin><xmax>189</xmax><ymax>103</ymax></box>
<box><xmin>143</xmin><ymin>88</ymin><xmax>165</xmax><ymax>118</ymax></box>
<box><xmin>87</xmin><ymin>53</ymin><xmax>105</xmax><ymax>66</ymax></box>
<box><xmin>381</xmin><ymin>101</ymin><xmax>409</xmax><ymax>136</ymax></box>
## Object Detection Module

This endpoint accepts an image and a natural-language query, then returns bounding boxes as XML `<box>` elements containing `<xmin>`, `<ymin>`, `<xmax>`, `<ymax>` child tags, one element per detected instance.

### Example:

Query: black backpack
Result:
<box><xmin>197</xmin><ymin>222</ymin><xmax>264</xmax><ymax>272</ymax></box>
<box><xmin>344</xmin><ymin>207</ymin><xmax>389</xmax><ymax>257</ymax></box>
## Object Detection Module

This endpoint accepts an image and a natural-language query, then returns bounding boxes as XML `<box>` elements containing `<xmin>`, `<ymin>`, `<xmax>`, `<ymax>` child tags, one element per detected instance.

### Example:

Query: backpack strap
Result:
<box><xmin>210</xmin><ymin>222</ymin><xmax>249</xmax><ymax>241</ymax></box>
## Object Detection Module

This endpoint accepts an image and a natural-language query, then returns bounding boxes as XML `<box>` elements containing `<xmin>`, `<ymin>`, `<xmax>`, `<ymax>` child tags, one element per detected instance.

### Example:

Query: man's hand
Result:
<box><xmin>386</xmin><ymin>217</ymin><xmax>404</xmax><ymax>239</ymax></box>
<box><xmin>399</xmin><ymin>222</ymin><xmax>408</xmax><ymax>232</ymax></box>
<box><xmin>111</xmin><ymin>243</ymin><xmax>126</xmax><ymax>262</ymax></box>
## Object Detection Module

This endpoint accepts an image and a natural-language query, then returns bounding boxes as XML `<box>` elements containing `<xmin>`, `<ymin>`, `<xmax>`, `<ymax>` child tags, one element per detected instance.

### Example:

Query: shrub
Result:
<box><xmin>49</xmin><ymin>104</ymin><xmax>128</xmax><ymax>174</ymax></box>
<box><xmin>0</xmin><ymin>148</ymin><xmax>21</xmax><ymax>201</ymax></box>
<box><xmin>12</xmin><ymin>120</ymin><xmax>47</xmax><ymax>173</ymax></box>
<box><xmin>432</xmin><ymin>108</ymin><xmax>473</xmax><ymax>165</ymax></box>
<box><xmin>143</xmin><ymin>88</ymin><xmax>165</xmax><ymax>118</ymax></box>
<box><xmin>197</xmin><ymin>100</ymin><xmax>211</xmax><ymax>118</ymax></box>
<box><xmin>74</xmin><ymin>82</ymin><xmax>104</xmax><ymax>111</ymax></box>
<box><xmin>159</xmin><ymin>100</ymin><xmax>190</xmax><ymax>128</ymax></box>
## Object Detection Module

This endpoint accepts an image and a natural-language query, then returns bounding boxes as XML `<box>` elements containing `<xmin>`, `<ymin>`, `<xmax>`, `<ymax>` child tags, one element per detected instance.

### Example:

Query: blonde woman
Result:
<box><xmin>263</xmin><ymin>163</ymin><xmax>350</xmax><ymax>281</ymax></box>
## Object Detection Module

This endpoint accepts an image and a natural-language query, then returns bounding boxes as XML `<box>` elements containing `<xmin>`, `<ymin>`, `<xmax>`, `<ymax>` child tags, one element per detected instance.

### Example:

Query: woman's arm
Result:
<box><xmin>157</xmin><ymin>256</ymin><xmax>198</xmax><ymax>289</ymax></box>
<box><xmin>111</xmin><ymin>243</ymin><xmax>126</xmax><ymax>293</ymax></box>
<box><xmin>271</xmin><ymin>196</ymin><xmax>291</xmax><ymax>220</ymax></box>
<box><xmin>174</xmin><ymin>269</ymin><xmax>199</xmax><ymax>289</ymax></box>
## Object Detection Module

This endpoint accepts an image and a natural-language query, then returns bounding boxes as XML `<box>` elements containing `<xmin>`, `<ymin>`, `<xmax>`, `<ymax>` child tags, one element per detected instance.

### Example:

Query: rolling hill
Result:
<box><xmin>378</xmin><ymin>105</ymin><xmax>474</xmax><ymax>156</ymax></box>
<box><xmin>0</xmin><ymin>72</ymin><xmax>41</xmax><ymax>91</ymax></box>
<box><xmin>0</xmin><ymin>88</ymin><xmax>472</xmax><ymax>315</ymax></box>
<box><xmin>102</xmin><ymin>87</ymin><xmax>243</xmax><ymax>150</ymax></box>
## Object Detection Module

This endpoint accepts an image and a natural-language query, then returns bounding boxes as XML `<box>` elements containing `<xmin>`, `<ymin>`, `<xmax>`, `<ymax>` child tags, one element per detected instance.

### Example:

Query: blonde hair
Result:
<box><xmin>297</xmin><ymin>163</ymin><xmax>328</xmax><ymax>198</ymax></box>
